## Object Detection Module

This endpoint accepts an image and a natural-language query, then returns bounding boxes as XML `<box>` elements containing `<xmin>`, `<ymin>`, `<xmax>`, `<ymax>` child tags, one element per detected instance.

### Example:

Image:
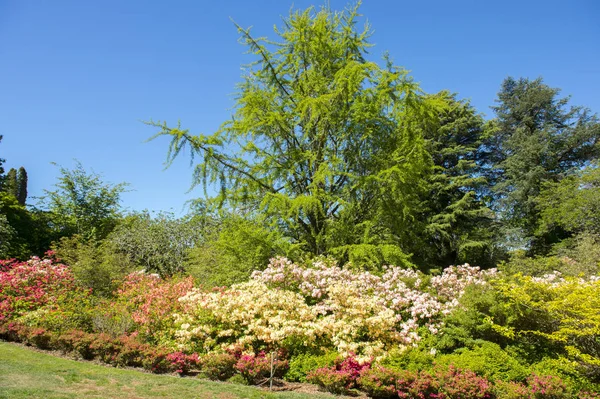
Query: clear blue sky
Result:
<box><xmin>1</xmin><ymin>0</ymin><xmax>598</xmax><ymax>214</ymax></box>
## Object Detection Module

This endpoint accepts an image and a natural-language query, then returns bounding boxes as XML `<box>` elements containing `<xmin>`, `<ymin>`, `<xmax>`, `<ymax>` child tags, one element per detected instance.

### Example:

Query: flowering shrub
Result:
<box><xmin>307</xmin><ymin>366</ymin><xmax>355</xmax><ymax>395</ymax></box>
<box><xmin>436</xmin><ymin>365</ymin><xmax>495</xmax><ymax>399</ymax></box>
<box><xmin>306</xmin><ymin>354</ymin><xmax>371</xmax><ymax>394</ymax></box>
<box><xmin>234</xmin><ymin>351</ymin><xmax>289</xmax><ymax>385</ymax></box>
<box><xmin>527</xmin><ymin>374</ymin><xmax>568</xmax><ymax>399</ymax></box>
<box><xmin>357</xmin><ymin>366</ymin><xmax>403</xmax><ymax>398</ymax></box>
<box><xmin>115</xmin><ymin>272</ymin><xmax>194</xmax><ymax>344</ymax></box>
<box><xmin>0</xmin><ymin>257</ymin><xmax>80</xmax><ymax>321</ymax></box>
<box><xmin>176</xmin><ymin>257</ymin><xmax>496</xmax><ymax>358</ymax></box>
<box><xmin>166</xmin><ymin>351</ymin><xmax>200</xmax><ymax>374</ymax></box>
<box><xmin>176</xmin><ymin>279</ymin><xmax>320</xmax><ymax>353</ymax></box>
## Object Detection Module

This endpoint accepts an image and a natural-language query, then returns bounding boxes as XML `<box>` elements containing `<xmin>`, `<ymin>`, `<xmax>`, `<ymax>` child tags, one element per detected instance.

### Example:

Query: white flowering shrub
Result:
<box><xmin>174</xmin><ymin>257</ymin><xmax>496</xmax><ymax>358</ymax></box>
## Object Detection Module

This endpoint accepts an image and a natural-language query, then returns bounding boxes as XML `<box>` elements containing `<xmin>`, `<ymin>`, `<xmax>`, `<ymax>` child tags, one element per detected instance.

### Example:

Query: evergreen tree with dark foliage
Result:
<box><xmin>413</xmin><ymin>91</ymin><xmax>497</xmax><ymax>268</ymax></box>
<box><xmin>16</xmin><ymin>167</ymin><xmax>27</xmax><ymax>205</ymax></box>
<box><xmin>0</xmin><ymin>135</ymin><xmax>5</xmax><ymax>188</ymax></box>
<box><xmin>487</xmin><ymin>77</ymin><xmax>600</xmax><ymax>253</ymax></box>
<box><xmin>5</xmin><ymin>168</ymin><xmax>18</xmax><ymax>199</ymax></box>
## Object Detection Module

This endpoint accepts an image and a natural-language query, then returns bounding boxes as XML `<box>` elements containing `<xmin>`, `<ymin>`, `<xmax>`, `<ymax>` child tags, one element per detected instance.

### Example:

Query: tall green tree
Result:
<box><xmin>0</xmin><ymin>135</ymin><xmax>5</xmax><ymax>189</ymax></box>
<box><xmin>40</xmin><ymin>162</ymin><xmax>128</xmax><ymax>241</ymax></box>
<box><xmin>16</xmin><ymin>167</ymin><xmax>27</xmax><ymax>206</ymax></box>
<box><xmin>487</xmin><ymin>77</ymin><xmax>600</xmax><ymax>253</ymax></box>
<box><xmin>413</xmin><ymin>91</ymin><xmax>497</xmax><ymax>267</ymax></box>
<box><xmin>149</xmin><ymin>4</ymin><xmax>440</xmax><ymax>269</ymax></box>
<box><xmin>4</xmin><ymin>168</ymin><xmax>18</xmax><ymax>199</ymax></box>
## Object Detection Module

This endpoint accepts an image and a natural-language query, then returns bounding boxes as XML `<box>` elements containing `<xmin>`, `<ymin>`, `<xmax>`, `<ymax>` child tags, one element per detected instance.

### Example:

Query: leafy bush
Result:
<box><xmin>436</xmin><ymin>365</ymin><xmax>495</xmax><ymax>399</ymax></box>
<box><xmin>52</xmin><ymin>235</ymin><xmax>135</xmax><ymax>296</ymax></box>
<box><xmin>198</xmin><ymin>352</ymin><xmax>238</xmax><ymax>381</ymax></box>
<box><xmin>0</xmin><ymin>256</ymin><xmax>81</xmax><ymax>321</ymax></box>
<box><xmin>357</xmin><ymin>366</ymin><xmax>403</xmax><ymax>398</ymax></box>
<box><xmin>185</xmin><ymin>216</ymin><xmax>290</xmax><ymax>287</ymax></box>
<box><xmin>436</xmin><ymin>342</ymin><xmax>530</xmax><ymax>382</ymax></box>
<box><xmin>234</xmin><ymin>351</ymin><xmax>289</xmax><ymax>385</ymax></box>
<box><xmin>306</xmin><ymin>355</ymin><xmax>371</xmax><ymax>394</ymax></box>
<box><xmin>379</xmin><ymin>347</ymin><xmax>434</xmax><ymax>372</ymax></box>
<box><xmin>285</xmin><ymin>351</ymin><xmax>339</xmax><ymax>382</ymax></box>
<box><xmin>166</xmin><ymin>352</ymin><xmax>200</xmax><ymax>374</ymax></box>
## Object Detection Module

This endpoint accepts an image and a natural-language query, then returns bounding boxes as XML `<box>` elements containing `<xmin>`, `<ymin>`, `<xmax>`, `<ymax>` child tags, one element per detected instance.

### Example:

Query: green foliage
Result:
<box><xmin>16</xmin><ymin>167</ymin><xmax>27</xmax><ymax>206</ymax></box>
<box><xmin>0</xmin><ymin>191</ymin><xmax>34</xmax><ymax>258</ymax></box>
<box><xmin>379</xmin><ymin>347</ymin><xmax>434</xmax><ymax>372</ymax></box>
<box><xmin>107</xmin><ymin>211</ymin><xmax>205</xmax><ymax>277</ymax></box>
<box><xmin>538</xmin><ymin>164</ymin><xmax>600</xmax><ymax>237</ymax></box>
<box><xmin>500</xmin><ymin>235</ymin><xmax>600</xmax><ymax>277</ymax></box>
<box><xmin>185</xmin><ymin>215</ymin><xmax>290</xmax><ymax>286</ymax></box>
<box><xmin>286</xmin><ymin>351</ymin><xmax>339</xmax><ymax>382</ymax></box>
<box><xmin>4</xmin><ymin>168</ymin><xmax>18</xmax><ymax>199</ymax></box>
<box><xmin>53</xmin><ymin>235</ymin><xmax>136</xmax><ymax>296</ymax></box>
<box><xmin>414</xmin><ymin>91</ymin><xmax>497</xmax><ymax>268</ymax></box>
<box><xmin>435</xmin><ymin>342</ymin><xmax>530</xmax><ymax>382</ymax></box>
<box><xmin>487</xmin><ymin>77</ymin><xmax>600</xmax><ymax>253</ymax></box>
<box><xmin>40</xmin><ymin>161</ymin><xmax>128</xmax><ymax>241</ymax></box>
<box><xmin>149</xmin><ymin>4</ymin><xmax>441</xmax><ymax>270</ymax></box>
<box><xmin>431</xmin><ymin>283</ymin><xmax>510</xmax><ymax>353</ymax></box>
<box><xmin>0</xmin><ymin>213</ymin><xmax>16</xmax><ymax>259</ymax></box>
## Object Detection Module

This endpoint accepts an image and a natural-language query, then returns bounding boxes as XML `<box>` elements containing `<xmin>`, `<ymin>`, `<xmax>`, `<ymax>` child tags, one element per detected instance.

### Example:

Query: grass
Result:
<box><xmin>0</xmin><ymin>341</ymin><xmax>334</xmax><ymax>399</ymax></box>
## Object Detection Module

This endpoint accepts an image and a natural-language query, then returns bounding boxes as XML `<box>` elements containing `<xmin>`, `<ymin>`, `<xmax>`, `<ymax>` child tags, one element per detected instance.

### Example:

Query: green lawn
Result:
<box><xmin>0</xmin><ymin>342</ymin><xmax>334</xmax><ymax>399</ymax></box>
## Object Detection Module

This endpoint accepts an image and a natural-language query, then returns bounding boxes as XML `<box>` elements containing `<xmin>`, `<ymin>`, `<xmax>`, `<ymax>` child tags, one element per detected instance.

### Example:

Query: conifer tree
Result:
<box><xmin>0</xmin><ymin>135</ymin><xmax>5</xmax><ymax>189</ymax></box>
<box><xmin>16</xmin><ymin>167</ymin><xmax>27</xmax><ymax>206</ymax></box>
<box><xmin>5</xmin><ymin>168</ymin><xmax>18</xmax><ymax>199</ymax></box>
<box><xmin>414</xmin><ymin>91</ymin><xmax>496</xmax><ymax>267</ymax></box>
<box><xmin>149</xmin><ymin>4</ymin><xmax>439</xmax><ymax>269</ymax></box>
<box><xmin>487</xmin><ymin>77</ymin><xmax>600</xmax><ymax>253</ymax></box>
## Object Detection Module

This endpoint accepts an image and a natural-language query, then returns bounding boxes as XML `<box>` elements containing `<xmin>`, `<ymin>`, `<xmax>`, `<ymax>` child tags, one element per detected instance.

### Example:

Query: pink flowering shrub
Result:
<box><xmin>527</xmin><ymin>374</ymin><xmax>568</xmax><ymax>399</ymax></box>
<box><xmin>357</xmin><ymin>365</ymin><xmax>403</xmax><ymax>398</ymax></box>
<box><xmin>115</xmin><ymin>272</ymin><xmax>194</xmax><ymax>343</ymax></box>
<box><xmin>436</xmin><ymin>365</ymin><xmax>495</xmax><ymax>399</ymax></box>
<box><xmin>0</xmin><ymin>256</ymin><xmax>79</xmax><ymax>321</ymax></box>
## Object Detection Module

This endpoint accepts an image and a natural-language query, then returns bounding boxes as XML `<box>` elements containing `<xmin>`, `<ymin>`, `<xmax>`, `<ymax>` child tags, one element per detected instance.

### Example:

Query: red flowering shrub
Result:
<box><xmin>0</xmin><ymin>321</ymin><xmax>28</xmax><ymax>342</ymax></box>
<box><xmin>494</xmin><ymin>380</ymin><xmax>532</xmax><ymax>399</ymax></box>
<box><xmin>166</xmin><ymin>351</ymin><xmax>200</xmax><ymax>374</ymax></box>
<box><xmin>307</xmin><ymin>354</ymin><xmax>371</xmax><ymax>394</ymax></box>
<box><xmin>199</xmin><ymin>352</ymin><xmax>238</xmax><ymax>381</ymax></box>
<box><xmin>234</xmin><ymin>351</ymin><xmax>289</xmax><ymax>385</ymax></box>
<box><xmin>113</xmin><ymin>333</ymin><xmax>149</xmax><ymax>367</ymax></box>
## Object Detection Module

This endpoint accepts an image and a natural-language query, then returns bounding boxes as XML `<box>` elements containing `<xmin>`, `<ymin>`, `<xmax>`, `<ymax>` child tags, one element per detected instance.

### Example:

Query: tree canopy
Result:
<box><xmin>149</xmin><ymin>5</ymin><xmax>451</xmax><ymax>269</ymax></box>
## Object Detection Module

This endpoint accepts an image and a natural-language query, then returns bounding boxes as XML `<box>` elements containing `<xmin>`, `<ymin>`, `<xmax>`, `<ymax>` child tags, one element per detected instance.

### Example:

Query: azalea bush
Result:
<box><xmin>174</xmin><ymin>257</ymin><xmax>496</xmax><ymax>358</ymax></box>
<box><xmin>115</xmin><ymin>272</ymin><xmax>194</xmax><ymax>345</ymax></box>
<box><xmin>0</xmin><ymin>256</ymin><xmax>81</xmax><ymax>321</ymax></box>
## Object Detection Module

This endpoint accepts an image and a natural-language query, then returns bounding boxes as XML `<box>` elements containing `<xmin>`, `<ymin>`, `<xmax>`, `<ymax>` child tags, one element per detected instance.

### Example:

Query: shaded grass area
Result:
<box><xmin>0</xmin><ymin>342</ymin><xmax>332</xmax><ymax>399</ymax></box>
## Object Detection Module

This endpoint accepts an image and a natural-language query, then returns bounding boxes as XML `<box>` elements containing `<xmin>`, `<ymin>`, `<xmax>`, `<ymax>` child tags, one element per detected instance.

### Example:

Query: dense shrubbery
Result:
<box><xmin>1</xmin><ymin>253</ymin><xmax>599</xmax><ymax>398</ymax></box>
